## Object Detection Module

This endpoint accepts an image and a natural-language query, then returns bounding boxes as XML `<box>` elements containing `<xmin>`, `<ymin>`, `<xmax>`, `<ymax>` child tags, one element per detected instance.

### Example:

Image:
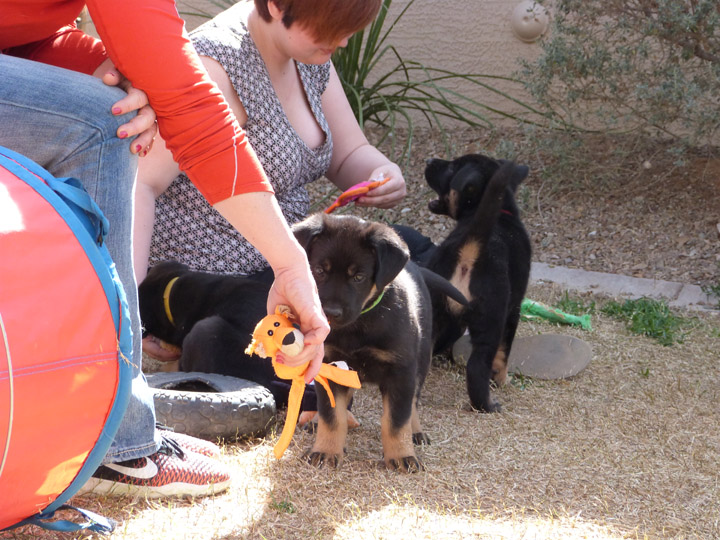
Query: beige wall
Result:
<box><xmin>370</xmin><ymin>0</ymin><xmax>547</xmax><ymax>126</ymax></box>
<box><xmin>81</xmin><ymin>0</ymin><xmax>547</xmax><ymax>126</ymax></box>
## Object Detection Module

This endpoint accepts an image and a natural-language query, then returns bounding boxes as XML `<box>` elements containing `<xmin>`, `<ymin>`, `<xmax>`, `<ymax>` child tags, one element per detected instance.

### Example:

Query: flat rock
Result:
<box><xmin>452</xmin><ymin>333</ymin><xmax>592</xmax><ymax>380</ymax></box>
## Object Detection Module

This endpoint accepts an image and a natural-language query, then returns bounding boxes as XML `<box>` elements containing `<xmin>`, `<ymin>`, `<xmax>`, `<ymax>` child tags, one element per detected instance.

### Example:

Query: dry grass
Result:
<box><xmin>4</xmin><ymin>284</ymin><xmax>719</xmax><ymax>540</ymax></box>
<box><xmin>5</xmin><ymin>128</ymin><xmax>718</xmax><ymax>539</ymax></box>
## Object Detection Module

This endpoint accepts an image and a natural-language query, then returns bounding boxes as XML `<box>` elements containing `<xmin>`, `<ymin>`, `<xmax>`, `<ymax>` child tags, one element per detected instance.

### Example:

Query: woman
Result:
<box><xmin>135</xmin><ymin>0</ymin><xmax>405</xmax><ymax>283</ymax></box>
<box><xmin>0</xmin><ymin>0</ymin><xmax>329</xmax><ymax>499</ymax></box>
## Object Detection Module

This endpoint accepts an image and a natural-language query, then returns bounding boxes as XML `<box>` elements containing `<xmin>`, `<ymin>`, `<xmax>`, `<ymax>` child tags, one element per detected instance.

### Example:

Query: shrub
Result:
<box><xmin>521</xmin><ymin>0</ymin><xmax>720</xmax><ymax>147</ymax></box>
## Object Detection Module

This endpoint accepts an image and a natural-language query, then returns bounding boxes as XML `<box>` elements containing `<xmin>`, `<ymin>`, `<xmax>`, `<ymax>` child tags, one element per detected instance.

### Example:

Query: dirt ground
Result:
<box><xmin>331</xmin><ymin>127</ymin><xmax>719</xmax><ymax>290</ymax></box>
<box><xmin>4</xmin><ymin>128</ymin><xmax>719</xmax><ymax>540</ymax></box>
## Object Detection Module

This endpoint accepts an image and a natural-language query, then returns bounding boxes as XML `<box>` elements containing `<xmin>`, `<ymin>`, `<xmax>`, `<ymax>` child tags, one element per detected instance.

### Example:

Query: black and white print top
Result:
<box><xmin>149</xmin><ymin>3</ymin><xmax>333</xmax><ymax>275</ymax></box>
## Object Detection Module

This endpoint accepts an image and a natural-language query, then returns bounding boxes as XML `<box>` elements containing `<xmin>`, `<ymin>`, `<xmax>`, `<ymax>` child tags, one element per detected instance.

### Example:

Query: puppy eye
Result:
<box><xmin>353</xmin><ymin>273</ymin><xmax>366</xmax><ymax>283</ymax></box>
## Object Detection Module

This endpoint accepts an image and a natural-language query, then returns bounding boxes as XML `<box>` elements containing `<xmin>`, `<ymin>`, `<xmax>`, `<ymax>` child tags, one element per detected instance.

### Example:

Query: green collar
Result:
<box><xmin>361</xmin><ymin>290</ymin><xmax>386</xmax><ymax>315</ymax></box>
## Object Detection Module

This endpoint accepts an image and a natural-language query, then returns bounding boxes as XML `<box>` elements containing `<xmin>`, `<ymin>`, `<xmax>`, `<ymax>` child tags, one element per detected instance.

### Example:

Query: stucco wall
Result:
<box><xmin>368</xmin><ymin>0</ymin><xmax>547</xmax><ymax>126</ymax></box>
<box><xmin>81</xmin><ymin>0</ymin><xmax>547</xmax><ymax>126</ymax></box>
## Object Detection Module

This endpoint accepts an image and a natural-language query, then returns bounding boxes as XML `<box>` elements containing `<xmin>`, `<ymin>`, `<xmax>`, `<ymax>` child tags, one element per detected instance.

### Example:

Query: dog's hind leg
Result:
<box><xmin>410</xmin><ymin>396</ymin><xmax>430</xmax><ymax>446</ymax></box>
<box><xmin>463</xmin><ymin>282</ymin><xmax>510</xmax><ymax>412</ymax></box>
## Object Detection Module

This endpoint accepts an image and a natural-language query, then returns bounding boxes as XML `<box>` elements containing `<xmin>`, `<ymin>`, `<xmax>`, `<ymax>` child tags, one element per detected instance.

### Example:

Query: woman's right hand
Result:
<box><xmin>268</xmin><ymin>258</ymin><xmax>330</xmax><ymax>384</ymax></box>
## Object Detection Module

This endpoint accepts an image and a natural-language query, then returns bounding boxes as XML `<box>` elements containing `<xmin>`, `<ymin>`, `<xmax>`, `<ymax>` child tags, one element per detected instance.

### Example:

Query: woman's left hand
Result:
<box><xmin>93</xmin><ymin>58</ymin><xmax>158</xmax><ymax>156</ymax></box>
<box><xmin>354</xmin><ymin>163</ymin><xmax>407</xmax><ymax>209</ymax></box>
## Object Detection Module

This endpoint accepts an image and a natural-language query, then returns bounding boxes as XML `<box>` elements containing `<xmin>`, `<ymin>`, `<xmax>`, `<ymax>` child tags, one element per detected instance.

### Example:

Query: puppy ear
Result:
<box><xmin>366</xmin><ymin>224</ymin><xmax>410</xmax><ymax>290</ymax></box>
<box><xmin>292</xmin><ymin>213</ymin><xmax>324</xmax><ymax>251</ymax></box>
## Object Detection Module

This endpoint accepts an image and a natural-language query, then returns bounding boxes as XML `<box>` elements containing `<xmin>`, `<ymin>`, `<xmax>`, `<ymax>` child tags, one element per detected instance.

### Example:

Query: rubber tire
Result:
<box><xmin>146</xmin><ymin>372</ymin><xmax>276</xmax><ymax>441</ymax></box>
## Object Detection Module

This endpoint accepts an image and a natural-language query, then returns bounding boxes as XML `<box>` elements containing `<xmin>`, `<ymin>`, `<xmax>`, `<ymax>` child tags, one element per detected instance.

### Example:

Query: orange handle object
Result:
<box><xmin>324</xmin><ymin>177</ymin><xmax>390</xmax><ymax>214</ymax></box>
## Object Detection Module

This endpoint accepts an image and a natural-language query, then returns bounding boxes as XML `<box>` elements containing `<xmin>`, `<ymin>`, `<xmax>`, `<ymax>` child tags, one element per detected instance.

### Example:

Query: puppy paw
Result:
<box><xmin>412</xmin><ymin>432</ymin><xmax>431</xmax><ymax>446</ymax></box>
<box><xmin>385</xmin><ymin>456</ymin><xmax>424</xmax><ymax>473</ymax></box>
<box><xmin>304</xmin><ymin>451</ymin><xmax>342</xmax><ymax>469</ymax></box>
<box><xmin>471</xmin><ymin>401</ymin><xmax>501</xmax><ymax>413</ymax></box>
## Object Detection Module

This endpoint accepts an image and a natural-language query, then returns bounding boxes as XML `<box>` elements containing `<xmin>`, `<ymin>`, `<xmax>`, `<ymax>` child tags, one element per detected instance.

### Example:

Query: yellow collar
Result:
<box><xmin>163</xmin><ymin>277</ymin><xmax>179</xmax><ymax>326</ymax></box>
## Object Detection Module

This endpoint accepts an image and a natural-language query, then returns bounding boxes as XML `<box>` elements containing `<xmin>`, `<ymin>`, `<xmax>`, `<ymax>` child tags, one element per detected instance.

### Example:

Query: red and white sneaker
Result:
<box><xmin>79</xmin><ymin>437</ymin><xmax>230</xmax><ymax>498</ymax></box>
<box><xmin>158</xmin><ymin>429</ymin><xmax>221</xmax><ymax>459</ymax></box>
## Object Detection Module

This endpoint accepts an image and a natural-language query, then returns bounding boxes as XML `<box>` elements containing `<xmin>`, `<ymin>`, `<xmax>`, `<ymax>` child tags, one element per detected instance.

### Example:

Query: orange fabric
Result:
<box><xmin>0</xmin><ymin>164</ymin><xmax>119</xmax><ymax>528</ymax></box>
<box><xmin>271</xmin><ymin>361</ymin><xmax>361</xmax><ymax>459</ymax></box>
<box><xmin>2</xmin><ymin>24</ymin><xmax>108</xmax><ymax>75</ymax></box>
<box><xmin>0</xmin><ymin>0</ymin><xmax>273</xmax><ymax>205</ymax></box>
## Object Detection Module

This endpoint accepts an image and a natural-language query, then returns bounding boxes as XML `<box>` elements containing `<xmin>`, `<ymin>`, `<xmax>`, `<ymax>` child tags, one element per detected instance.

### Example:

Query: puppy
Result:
<box><xmin>138</xmin><ymin>260</ymin><xmax>316</xmax><ymax>411</ymax></box>
<box><xmin>292</xmin><ymin>213</ymin><xmax>435</xmax><ymax>472</ymax></box>
<box><xmin>397</xmin><ymin>154</ymin><xmax>532</xmax><ymax>412</ymax></box>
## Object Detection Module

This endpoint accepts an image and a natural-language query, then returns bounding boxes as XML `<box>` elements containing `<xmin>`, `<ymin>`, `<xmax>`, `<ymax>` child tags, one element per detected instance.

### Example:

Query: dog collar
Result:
<box><xmin>163</xmin><ymin>277</ymin><xmax>179</xmax><ymax>326</ymax></box>
<box><xmin>360</xmin><ymin>290</ymin><xmax>385</xmax><ymax>315</ymax></box>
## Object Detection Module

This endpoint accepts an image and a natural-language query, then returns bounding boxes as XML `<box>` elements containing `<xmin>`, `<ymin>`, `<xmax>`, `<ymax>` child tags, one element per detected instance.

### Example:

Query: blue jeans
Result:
<box><xmin>0</xmin><ymin>54</ymin><xmax>160</xmax><ymax>462</ymax></box>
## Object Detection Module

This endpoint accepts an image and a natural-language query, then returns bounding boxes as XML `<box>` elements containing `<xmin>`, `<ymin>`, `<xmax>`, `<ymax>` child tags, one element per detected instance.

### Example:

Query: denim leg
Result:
<box><xmin>0</xmin><ymin>54</ymin><xmax>159</xmax><ymax>462</ymax></box>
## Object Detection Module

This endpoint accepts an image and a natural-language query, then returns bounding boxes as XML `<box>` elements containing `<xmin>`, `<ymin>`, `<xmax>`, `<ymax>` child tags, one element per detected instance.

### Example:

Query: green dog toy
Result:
<box><xmin>521</xmin><ymin>298</ymin><xmax>592</xmax><ymax>331</ymax></box>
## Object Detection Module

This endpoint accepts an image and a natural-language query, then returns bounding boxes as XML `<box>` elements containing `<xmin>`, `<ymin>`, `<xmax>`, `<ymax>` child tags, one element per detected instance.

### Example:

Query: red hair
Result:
<box><xmin>255</xmin><ymin>0</ymin><xmax>382</xmax><ymax>44</ymax></box>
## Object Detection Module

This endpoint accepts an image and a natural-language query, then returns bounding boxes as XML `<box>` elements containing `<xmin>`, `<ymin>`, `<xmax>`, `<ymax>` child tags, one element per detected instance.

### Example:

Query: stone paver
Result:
<box><xmin>531</xmin><ymin>262</ymin><xmax>717</xmax><ymax>311</ymax></box>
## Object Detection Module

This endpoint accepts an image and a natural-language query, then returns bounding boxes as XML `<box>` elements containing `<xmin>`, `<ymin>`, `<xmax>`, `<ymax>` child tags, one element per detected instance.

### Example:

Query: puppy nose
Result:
<box><xmin>323</xmin><ymin>305</ymin><xmax>343</xmax><ymax>321</ymax></box>
<box><xmin>282</xmin><ymin>332</ymin><xmax>297</xmax><ymax>346</ymax></box>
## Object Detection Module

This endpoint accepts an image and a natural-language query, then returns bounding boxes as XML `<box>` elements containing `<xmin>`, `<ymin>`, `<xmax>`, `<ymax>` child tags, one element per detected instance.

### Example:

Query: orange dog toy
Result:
<box><xmin>245</xmin><ymin>305</ymin><xmax>361</xmax><ymax>459</ymax></box>
<box><xmin>324</xmin><ymin>177</ymin><xmax>390</xmax><ymax>214</ymax></box>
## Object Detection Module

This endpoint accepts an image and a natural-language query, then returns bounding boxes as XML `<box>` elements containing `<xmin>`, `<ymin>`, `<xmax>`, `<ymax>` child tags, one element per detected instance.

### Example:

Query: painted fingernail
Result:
<box><xmin>135</xmin><ymin>144</ymin><xmax>142</xmax><ymax>152</ymax></box>
<box><xmin>112</xmin><ymin>107</ymin><xmax>122</xmax><ymax>115</ymax></box>
<box><xmin>118</xmin><ymin>131</ymin><xmax>128</xmax><ymax>139</ymax></box>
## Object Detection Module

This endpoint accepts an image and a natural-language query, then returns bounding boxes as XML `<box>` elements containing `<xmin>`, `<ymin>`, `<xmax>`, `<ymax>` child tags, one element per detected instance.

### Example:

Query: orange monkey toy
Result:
<box><xmin>245</xmin><ymin>305</ymin><xmax>361</xmax><ymax>459</ymax></box>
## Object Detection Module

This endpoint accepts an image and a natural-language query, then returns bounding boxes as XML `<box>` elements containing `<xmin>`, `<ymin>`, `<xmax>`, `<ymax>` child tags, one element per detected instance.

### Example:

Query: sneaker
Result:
<box><xmin>157</xmin><ymin>428</ymin><xmax>221</xmax><ymax>459</ymax></box>
<box><xmin>79</xmin><ymin>437</ymin><xmax>230</xmax><ymax>498</ymax></box>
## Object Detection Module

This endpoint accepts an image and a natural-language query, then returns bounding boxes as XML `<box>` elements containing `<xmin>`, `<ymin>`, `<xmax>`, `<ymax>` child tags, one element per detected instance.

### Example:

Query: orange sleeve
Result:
<box><xmin>86</xmin><ymin>0</ymin><xmax>272</xmax><ymax>204</ymax></box>
<box><xmin>2</xmin><ymin>24</ymin><xmax>108</xmax><ymax>75</ymax></box>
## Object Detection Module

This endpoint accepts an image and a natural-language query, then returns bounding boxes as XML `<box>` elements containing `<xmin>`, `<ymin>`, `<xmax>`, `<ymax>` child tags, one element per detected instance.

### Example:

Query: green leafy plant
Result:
<box><xmin>600</xmin><ymin>297</ymin><xmax>689</xmax><ymax>346</ymax></box>
<box><xmin>332</xmin><ymin>0</ymin><xmax>553</xmax><ymax>165</ymax></box>
<box><xmin>701</xmin><ymin>280</ymin><xmax>720</xmax><ymax>310</ymax></box>
<box><xmin>269</xmin><ymin>491</ymin><xmax>296</xmax><ymax>514</ymax></box>
<box><xmin>520</xmin><ymin>0</ymin><xmax>720</xmax><ymax>148</ymax></box>
<box><xmin>554</xmin><ymin>291</ymin><xmax>596</xmax><ymax>316</ymax></box>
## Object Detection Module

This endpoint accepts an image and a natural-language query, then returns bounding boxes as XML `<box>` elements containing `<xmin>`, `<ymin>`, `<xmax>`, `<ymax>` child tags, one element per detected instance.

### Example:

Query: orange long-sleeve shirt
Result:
<box><xmin>0</xmin><ymin>0</ymin><xmax>273</xmax><ymax>204</ymax></box>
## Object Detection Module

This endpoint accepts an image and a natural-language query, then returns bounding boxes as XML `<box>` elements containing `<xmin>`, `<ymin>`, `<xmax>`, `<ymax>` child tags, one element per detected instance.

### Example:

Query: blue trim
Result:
<box><xmin>0</xmin><ymin>146</ymin><xmax>132</xmax><ymax>531</ymax></box>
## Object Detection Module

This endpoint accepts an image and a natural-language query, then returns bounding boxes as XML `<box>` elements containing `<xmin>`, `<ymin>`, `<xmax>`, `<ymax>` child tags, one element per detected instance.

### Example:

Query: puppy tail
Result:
<box><xmin>469</xmin><ymin>160</ymin><xmax>516</xmax><ymax>244</ymax></box>
<box><xmin>419</xmin><ymin>267</ymin><xmax>468</xmax><ymax>306</ymax></box>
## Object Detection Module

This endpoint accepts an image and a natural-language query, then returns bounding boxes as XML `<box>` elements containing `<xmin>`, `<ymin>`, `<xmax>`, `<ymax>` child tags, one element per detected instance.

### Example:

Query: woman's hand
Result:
<box><xmin>93</xmin><ymin>58</ymin><xmax>158</xmax><ymax>156</ymax></box>
<box><xmin>354</xmin><ymin>163</ymin><xmax>407</xmax><ymax>209</ymax></box>
<box><xmin>268</xmin><ymin>259</ymin><xmax>330</xmax><ymax>383</ymax></box>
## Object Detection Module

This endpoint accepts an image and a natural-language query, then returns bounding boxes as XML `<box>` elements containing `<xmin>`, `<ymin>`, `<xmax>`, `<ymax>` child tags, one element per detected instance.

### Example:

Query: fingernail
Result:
<box><xmin>135</xmin><ymin>144</ymin><xmax>142</xmax><ymax>152</ymax></box>
<box><xmin>119</xmin><ymin>131</ymin><xmax>128</xmax><ymax>139</ymax></box>
<box><xmin>112</xmin><ymin>107</ymin><xmax>122</xmax><ymax>115</ymax></box>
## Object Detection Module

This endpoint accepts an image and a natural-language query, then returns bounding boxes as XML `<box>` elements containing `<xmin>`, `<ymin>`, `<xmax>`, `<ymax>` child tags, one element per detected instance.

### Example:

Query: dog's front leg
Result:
<box><xmin>381</xmin><ymin>385</ymin><xmax>424</xmax><ymax>472</ymax></box>
<box><xmin>305</xmin><ymin>383</ymin><xmax>351</xmax><ymax>468</ymax></box>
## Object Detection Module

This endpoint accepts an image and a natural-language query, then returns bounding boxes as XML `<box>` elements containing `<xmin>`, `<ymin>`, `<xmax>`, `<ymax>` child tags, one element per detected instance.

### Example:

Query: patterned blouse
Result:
<box><xmin>149</xmin><ymin>3</ymin><xmax>333</xmax><ymax>275</ymax></box>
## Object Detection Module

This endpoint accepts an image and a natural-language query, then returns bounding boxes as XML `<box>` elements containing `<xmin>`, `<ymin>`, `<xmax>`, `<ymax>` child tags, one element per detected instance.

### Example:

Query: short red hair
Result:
<box><xmin>255</xmin><ymin>0</ymin><xmax>382</xmax><ymax>44</ymax></box>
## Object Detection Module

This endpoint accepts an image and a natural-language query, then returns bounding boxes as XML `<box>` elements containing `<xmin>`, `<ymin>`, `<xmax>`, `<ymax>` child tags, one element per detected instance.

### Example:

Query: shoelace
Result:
<box><xmin>158</xmin><ymin>435</ymin><xmax>185</xmax><ymax>460</ymax></box>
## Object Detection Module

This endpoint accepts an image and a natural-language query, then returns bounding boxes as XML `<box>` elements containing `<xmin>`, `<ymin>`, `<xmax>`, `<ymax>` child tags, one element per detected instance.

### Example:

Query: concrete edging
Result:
<box><xmin>530</xmin><ymin>262</ymin><xmax>717</xmax><ymax>311</ymax></box>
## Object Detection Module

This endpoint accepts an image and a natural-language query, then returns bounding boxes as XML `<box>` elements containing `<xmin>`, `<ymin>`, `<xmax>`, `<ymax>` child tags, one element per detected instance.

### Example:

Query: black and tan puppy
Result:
<box><xmin>138</xmin><ymin>260</ymin><xmax>316</xmax><ymax>411</ymax></box>
<box><xmin>397</xmin><ymin>154</ymin><xmax>531</xmax><ymax>412</ymax></box>
<box><xmin>292</xmin><ymin>213</ymin><xmax>435</xmax><ymax>472</ymax></box>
